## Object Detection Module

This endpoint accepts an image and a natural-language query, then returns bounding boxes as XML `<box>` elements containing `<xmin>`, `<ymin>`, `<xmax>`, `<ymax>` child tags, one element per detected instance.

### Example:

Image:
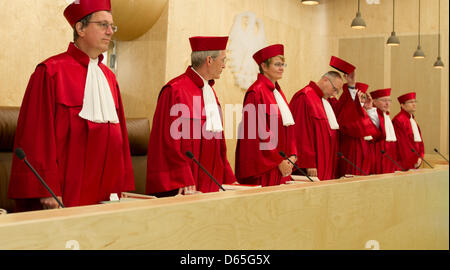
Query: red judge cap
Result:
<box><xmin>329</xmin><ymin>56</ymin><xmax>356</xmax><ymax>74</ymax></box>
<box><xmin>370</xmin><ymin>88</ymin><xmax>391</xmax><ymax>99</ymax></box>
<box><xmin>189</xmin><ymin>36</ymin><xmax>229</xmax><ymax>52</ymax></box>
<box><xmin>355</xmin><ymin>82</ymin><xmax>369</xmax><ymax>93</ymax></box>
<box><xmin>64</xmin><ymin>0</ymin><xmax>111</xmax><ymax>27</ymax></box>
<box><xmin>253</xmin><ymin>44</ymin><xmax>284</xmax><ymax>65</ymax></box>
<box><xmin>397</xmin><ymin>92</ymin><xmax>416</xmax><ymax>103</ymax></box>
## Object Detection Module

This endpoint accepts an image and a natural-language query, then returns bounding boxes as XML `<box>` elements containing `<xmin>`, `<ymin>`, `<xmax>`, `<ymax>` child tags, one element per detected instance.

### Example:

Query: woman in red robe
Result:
<box><xmin>235</xmin><ymin>44</ymin><xmax>297</xmax><ymax>186</ymax></box>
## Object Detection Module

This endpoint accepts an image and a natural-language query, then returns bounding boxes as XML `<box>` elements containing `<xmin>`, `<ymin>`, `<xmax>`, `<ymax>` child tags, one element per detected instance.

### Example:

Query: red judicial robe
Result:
<box><xmin>368</xmin><ymin>109</ymin><xmax>399</xmax><ymax>174</ymax></box>
<box><xmin>392</xmin><ymin>109</ymin><xmax>424</xmax><ymax>170</ymax></box>
<box><xmin>235</xmin><ymin>74</ymin><xmax>297</xmax><ymax>186</ymax></box>
<box><xmin>335</xmin><ymin>85</ymin><xmax>380</xmax><ymax>176</ymax></box>
<box><xmin>8</xmin><ymin>43</ymin><xmax>135</xmax><ymax>210</ymax></box>
<box><xmin>328</xmin><ymin>96</ymin><xmax>338</xmax><ymax>110</ymax></box>
<box><xmin>289</xmin><ymin>81</ymin><xmax>339</xmax><ymax>180</ymax></box>
<box><xmin>146</xmin><ymin>67</ymin><xmax>236</xmax><ymax>194</ymax></box>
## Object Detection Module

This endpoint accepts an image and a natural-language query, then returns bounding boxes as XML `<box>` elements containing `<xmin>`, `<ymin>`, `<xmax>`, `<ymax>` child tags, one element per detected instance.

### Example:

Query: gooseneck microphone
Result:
<box><xmin>410</xmin><ymin>148</ymin><xmax>433</xmax><ymax>168</ymax></box>
<box><xmin>185</xmin><ymin>151</ymin><xmax>226</xmax><ymax>191</ymax></box>
<box><xmin>434</xmin><ymin>148</ymin><xmax>449</xmax><ymax>162</ymax></box>
<box><xmin>380</xmin><ymin>150</ymin><xmax>406</xmax><ymax>171</ymax></box>
<box><xmin>14</xmin><ymin>148</ymin><xmax>65</xmax><ymax>208</ymax></box>
<box><xmin>279</xmin><ymin>151</ymin><xmax>314</xmax><ymax>182</ymax></box>
<box><xmin>337</xmin><ymin>152</ymin><xmax>368</xmax><ymax>176</ymax></box>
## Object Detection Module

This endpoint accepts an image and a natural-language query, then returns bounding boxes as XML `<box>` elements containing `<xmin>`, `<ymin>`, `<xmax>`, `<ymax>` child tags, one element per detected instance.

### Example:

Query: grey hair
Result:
<box><xmin>322</xmin><ymin>71</ymin><xmax>342</xmax><ymax>80</ymax></box>
<box><xmin>191</xmin><ymin>50</ymin><xmax>220</xmax><ymax>68</ymax></box>
<box><xmin>73</xmin><ymin>13</ymin><xmax>93</xmax><ymax>42</ymax></box>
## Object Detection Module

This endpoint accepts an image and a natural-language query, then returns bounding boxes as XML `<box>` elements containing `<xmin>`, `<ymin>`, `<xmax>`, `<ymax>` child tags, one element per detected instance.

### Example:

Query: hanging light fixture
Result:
<box><xmin>301</xmin><ymin>0</ymin><xmax>319</xmax><ymax>5</ymax></box>
<box><xmin>413</xmin><ymin>0</ymin><xmax>425</xmax><ymax>59</ymax></box>
<box><xmin>387</xmin><ymin>0</ymin><xmax>400</xmax><ymax>46</ymax></box>
<box><xmin>433</xmin><ymin>0</ymin><xmax>444</xmax><ymax>68</ymax></box>
<box><xmin>351</xmin><ymin>0</ymin><xmax>366</xmax><ymax>29</ymax></box>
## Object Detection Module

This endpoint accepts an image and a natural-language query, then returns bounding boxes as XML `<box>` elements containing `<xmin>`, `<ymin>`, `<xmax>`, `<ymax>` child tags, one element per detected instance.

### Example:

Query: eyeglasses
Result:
<box><xmin>378</xmin><ymin>98</ymin><xmax>392</xmax><ymax>102</ymax></box>
<box><xmin>273</xmin><ymin>62</ymin><xmax>287</xmax><ymax>68</ymax></box>
<box><xmin>216</xmin><ymin>57</ymin><xmax>227</xmax><ymax>64</ymax></box>
<box><xmin>88</xmin><ymin>21</ymin><xmax>118</xmax><ymax>33</ymax></box>
<box><xmin>325</xmin><ymin>76</ymin><xmax>338</xmax><ymax>93</ymax></box>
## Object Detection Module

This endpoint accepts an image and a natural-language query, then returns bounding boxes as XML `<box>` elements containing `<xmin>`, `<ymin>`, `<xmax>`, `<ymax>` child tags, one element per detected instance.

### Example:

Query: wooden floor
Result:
<box><xmin>0</xmin><ymin>165</ymin><xmax>448</xmax><ymax>250</ymax></box>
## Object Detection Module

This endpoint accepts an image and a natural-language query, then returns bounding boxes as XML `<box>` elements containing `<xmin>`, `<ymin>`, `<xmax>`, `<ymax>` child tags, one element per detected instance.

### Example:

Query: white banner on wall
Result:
<box><xmin>228</xmin><ymin>11</ymin><xmax>267</xmax><ymax>90</ymax></box>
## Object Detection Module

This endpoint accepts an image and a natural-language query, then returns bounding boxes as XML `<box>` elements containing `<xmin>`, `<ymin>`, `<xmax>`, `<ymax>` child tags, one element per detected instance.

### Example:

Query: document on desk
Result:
<box><xmin>100</xmin><ymin>192</ymin><xmax>157</xmax><ymax>203</ymax></box>
<box><xmin>289</xmin><ymin>175</ymin><xmax>320</xmax><ymax>182</ymax></box>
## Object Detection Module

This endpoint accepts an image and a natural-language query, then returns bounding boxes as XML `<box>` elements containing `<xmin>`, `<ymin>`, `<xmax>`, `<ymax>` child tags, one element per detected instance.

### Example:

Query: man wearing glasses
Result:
<box><xmin>8</xmin><ymin>0</ymin><xmax>135</xmax><ymax>211</ymax></box>
<box><xmin>289</xmin><ymin>70</ymin><xmax>343</xmax><ymax>180</ymax></box>
<box><xmin>366</xmin><ymin>89</ymin><xmax>399</xmax><ymax>174</ymax></box>
<box><xmin>392</xmin><ymin>92</ymin><xmax>424</xmax><ymax>170</ymax></box>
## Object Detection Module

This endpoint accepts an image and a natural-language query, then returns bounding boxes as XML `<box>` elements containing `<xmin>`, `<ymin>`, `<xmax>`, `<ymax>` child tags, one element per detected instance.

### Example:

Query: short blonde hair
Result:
<box><xmin>259</xmin><ymin>55</ymin><xmax>285</xmax><ymax>74</ymax></box>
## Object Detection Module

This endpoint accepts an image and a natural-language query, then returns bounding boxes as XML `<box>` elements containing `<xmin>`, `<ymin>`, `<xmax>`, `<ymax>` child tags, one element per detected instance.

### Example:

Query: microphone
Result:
<box><xmin>380</xmin><ymin>150</ymin><xmax>405</xmax><ymax>171</ymax></box>
<box><xmin>434</xmin><ymin>148</ymin><xmax>449</xmax><ymax>162</ymax></box>
<box><xmin>14</xmin><ymin>148</ymin><xmax>65</xmax><ymax>208</ymax></box>
<box><xmin>279</xmin><ymin>151</ymin><xmax>314</xmax><ymax>182</ymax></box>
<box><xmin>185</xmin><ymin>151</ymin><xmax>225</xmax><ymax>191</ymax></box>
<box><xmin>410</xmin><ymin>148</ymin><xmax>433</xmax><ymax>168</ymax></box>
<box><xmin>337</xmin><ymin>152</ymin><xmax>368</xmax><ymax>176</ymax></box>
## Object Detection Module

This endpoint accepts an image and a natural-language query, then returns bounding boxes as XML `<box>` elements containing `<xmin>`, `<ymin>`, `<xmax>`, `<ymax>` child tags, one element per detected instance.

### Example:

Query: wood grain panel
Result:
<box><xmin>391</xmin><ymin>34</ymin><xmax>441</xmax><ymax>157</ymax></box>
<box><xmin>0</xmin><ymin>166</ymin><xmax>447</xmax><ymax>250</ymax></box>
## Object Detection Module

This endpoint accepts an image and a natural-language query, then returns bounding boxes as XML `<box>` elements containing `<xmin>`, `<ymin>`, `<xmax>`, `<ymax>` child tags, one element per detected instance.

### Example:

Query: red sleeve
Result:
<box><xmin>393</xmin><ymin>118</ymin><xmax>419</xmax><ymax>169</ymax></box>
<box><xmin>336</xmin><ymin>85</ymin><xmax>379</xmax><ymax>138</ymax></box>
<box><xmin>220</xmin><ymin>138</ymin><xmax>237</xmax><ymax>184</ymax></box>
<box><xmin>417</xmin><ymin>125</ymin><xmax>425</xmax><ymax>158</ymax></box>
<box><xmin>146</xmin><ymin>86</ymin><xmax>195</xmax><ymax>194</ymax></box>
<box><xmin>235</xmin><ymin>91</ymin><xmax>284</xmax><ymax>180</ymax></box>
<box><xmin>289</xmin><ymin>93</ymin><xmax>317</xmax><ymax>169</ymax></box>
<box><xmin>115</xmin><ymin>84</ymin><xmax>135</xmax><ymax>191</ymax></box>
<box><xmin>287</xmin><ymin>124</ymin><xmax>297</xmax><ymax>158</ymax></box>
<box><xmin>8</xmin><ymin>65</ymin><xmax>62</xmax><ymax>199</ymax></box>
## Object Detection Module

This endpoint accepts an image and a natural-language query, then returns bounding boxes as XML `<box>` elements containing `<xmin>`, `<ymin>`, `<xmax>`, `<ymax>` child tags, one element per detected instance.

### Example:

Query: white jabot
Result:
<box><xmin>78</xmin><ymin>58</ymin><xmax>119</xmax><ymax>124</ymax></box>
<box><xmin>384</xmin><ymin>112</ymin><xmax>397</xmax><ymax>142</ymax></box>
<box><xmin>367</xmin><ymin>108</ymin><xmax>380</xmax><ymax>128</ymax></box>
<box><xmin>191</xmin><ymin>68</ymin><xmax>223</xmax><ymax>132</ymax></box>
<box><xmin>349</xmin><ymin>87</ymin><xmax>358</xmax><ymax>101</ymax></box>
<box><xmin>322</xmin><ymin>98</ymin><xmax>339</xmax><ymax>130</ymax></box>
<box><xmin>273</xmin><ymin>89</ymin><xmax>295</xmax><ymax>126</ymax></box>
<box><xmin>364</xmin><ymin>136</ymin><xmax>373</xmax><ymax>141</ymax></box>
<box><xmin>410</xmin><ymin>116</ymin><xmax>422</xmax><ymax>142</ymax></box>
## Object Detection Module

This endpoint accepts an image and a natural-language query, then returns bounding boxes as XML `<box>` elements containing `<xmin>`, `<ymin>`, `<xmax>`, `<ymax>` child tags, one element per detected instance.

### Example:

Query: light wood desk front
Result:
<box><xmin>0</xmin><ymin>165</ymin><xmax>448</xmax><ymax>250</ymax></box>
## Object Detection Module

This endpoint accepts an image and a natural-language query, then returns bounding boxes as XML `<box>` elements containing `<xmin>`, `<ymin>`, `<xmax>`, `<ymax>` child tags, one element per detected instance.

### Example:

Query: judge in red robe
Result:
<box><xmin>366</xmin><ymin>88</ymin><xmax>400</xmax><ymax>174</ymax></box>
<box><xmin>235</xmin><ymin>44</ymin><xmax>297</xmax><ymax>186</ymax></box>
<box><xmin>8</xmin><ymin>0</ymin><xmax>135</xmax><ymax>211</ymax></box>
<box><xmin>289</xmin><ymin>71</ymin><xmax>344</xmax><ymax>180</ymax></box>
<box><xmin>335</xmin><ymin>80</ymin><xmax>380</xmax><ymax>176</ymax></box>
<box><xmin>392</xmin><ymin>92</ymin><xmax>424</xmax><ymax>170</ymax></box>
<box><xmin>146</xmin><ymin>36</ymin><xmax>236</xmax><ymax>196</ymax></box>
